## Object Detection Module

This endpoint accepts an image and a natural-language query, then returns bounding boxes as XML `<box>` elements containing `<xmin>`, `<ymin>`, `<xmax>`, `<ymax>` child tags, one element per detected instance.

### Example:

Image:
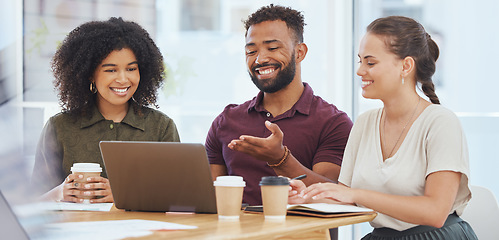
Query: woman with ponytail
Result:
<box><xmin>289</xmin><ymin>16</ymin><xmax>477</xmax><ymax>239</ymax></box>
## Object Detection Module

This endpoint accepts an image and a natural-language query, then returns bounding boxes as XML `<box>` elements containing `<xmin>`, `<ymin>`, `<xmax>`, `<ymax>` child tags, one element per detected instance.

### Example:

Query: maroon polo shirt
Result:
<box><xmin>205</xmin><ymin>83</ymin><xmax>353</xmax><ymax>205</ymax></box>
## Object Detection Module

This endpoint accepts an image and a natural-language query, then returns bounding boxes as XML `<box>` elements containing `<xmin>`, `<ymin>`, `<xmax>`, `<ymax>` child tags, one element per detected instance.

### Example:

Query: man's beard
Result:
<box><xmin>249</xmin><ymin>54</ymin><xmax>296</xmax><ymax>93</ymax></box>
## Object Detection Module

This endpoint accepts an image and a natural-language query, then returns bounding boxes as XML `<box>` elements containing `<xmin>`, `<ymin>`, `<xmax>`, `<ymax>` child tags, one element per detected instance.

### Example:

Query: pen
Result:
<box><xmin>291</xmin><ymin>174</ymin><xmax>307</xmax><ymax>180</ymax></box>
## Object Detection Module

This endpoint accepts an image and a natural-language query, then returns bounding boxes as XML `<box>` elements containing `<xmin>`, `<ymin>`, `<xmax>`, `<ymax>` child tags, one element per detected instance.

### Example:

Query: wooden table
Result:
<box><xmin>57</xmin><ymin>208</ymin><xmax>376</xmax><ymax>240</ymax></box>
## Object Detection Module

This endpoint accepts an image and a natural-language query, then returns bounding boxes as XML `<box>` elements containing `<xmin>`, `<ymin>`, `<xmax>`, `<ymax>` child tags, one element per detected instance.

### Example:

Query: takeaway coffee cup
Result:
<box><xmin>259</xmin><ymin>176</ymin><xmax>290</xmax><ymax>221</ymax></box>
<box><xmin>70</xmin><ymin>163</ymin><xmax>102</xmax><ymax>203</ymax></box>
<box><xmin>214</xmin><ymin>176</ymin><xmax>246</xmax><ymax>220</ymax></box>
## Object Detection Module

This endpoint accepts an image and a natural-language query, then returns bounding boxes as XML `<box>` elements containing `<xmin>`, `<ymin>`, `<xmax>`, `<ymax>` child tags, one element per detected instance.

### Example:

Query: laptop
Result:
<box><xmin>0</xmin><ymin>190</ymin><xmax>30</xmax><ymax>240</ymax></box>
<box><xmin>99</xmin><ymin>141</ymin><xmax>217</xmax><ymax>213</ymax></box>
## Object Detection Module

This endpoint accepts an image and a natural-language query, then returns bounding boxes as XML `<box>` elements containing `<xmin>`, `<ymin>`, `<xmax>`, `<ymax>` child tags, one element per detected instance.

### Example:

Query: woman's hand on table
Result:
<box><xmin>302</xmin><ymin>182</ymin><xmax>354</xmax><ymax>204</ymax></box>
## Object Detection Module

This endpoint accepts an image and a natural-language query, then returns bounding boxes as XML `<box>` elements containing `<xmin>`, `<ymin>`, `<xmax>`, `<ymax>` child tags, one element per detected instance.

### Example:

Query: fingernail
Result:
<box><xmin>312</xmin><ymin>196</ymin><xmax>317</xmax><ymax>200</ymax></box>
<box><xmin>78</xmin><ymin>175</ymin><xmax>83</xmax><ymax>179</ymax></box>
<box><xmin>84</xmin><ymin>191</ymin><xmax>91</xmax><ymax>196</ymax></box>
<box><xmin>87</xmin><ymin>178</ymin><xmax>92</xmax><ymax>181</ymax></box>
<box><xmin>85</xmin><ymin>184</ymin><xmax>91</xmax><ymax>189</ymax></box>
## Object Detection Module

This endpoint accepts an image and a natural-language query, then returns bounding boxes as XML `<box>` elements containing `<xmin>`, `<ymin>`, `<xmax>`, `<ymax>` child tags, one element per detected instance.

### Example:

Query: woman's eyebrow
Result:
<box><xmin>101</xmin><ymin>61</ymin><xmax>138</xmax><ymax>67</ymax></box>
<box><xmin>358</xmin><ymin>54</ymin><xmax>375</xmax><ymax>59</ymax></box>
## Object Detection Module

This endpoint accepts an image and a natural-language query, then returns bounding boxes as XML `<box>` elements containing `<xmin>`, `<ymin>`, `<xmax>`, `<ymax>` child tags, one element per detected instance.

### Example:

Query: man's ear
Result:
<box><xmin>295</xmin><ymin>43</ymin><xmax>308</xmax><ymax>63</ymax></box>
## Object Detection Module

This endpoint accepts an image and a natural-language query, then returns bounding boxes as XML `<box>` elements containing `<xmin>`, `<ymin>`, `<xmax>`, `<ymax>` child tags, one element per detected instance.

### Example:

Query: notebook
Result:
<box><xmin>99</xmin><ymin>141</ymin><xmax>217</xmax><ymax>213</ymax></box>
<box><xmin>244</xmin><ymin>203</ymin><xmax>375</xmax><ymax>218</ymax></box>
<box><xmin>0</xmin><ymin>190</ymin><xmax>30</xmax><ymax>240</ymax></box>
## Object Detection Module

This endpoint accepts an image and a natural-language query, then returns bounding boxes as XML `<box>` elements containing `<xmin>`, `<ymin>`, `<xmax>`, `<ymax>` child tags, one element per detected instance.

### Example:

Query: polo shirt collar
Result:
<box><xmin>80</xmin><ymin>102</ymin><xmax>146</xmax><ymax>131</ymax></box>
<box><xmin>248</xmin><ymin>91</ymin><xmax>264</xmax><ymax>112</ymax></box>
<box><xmin>247</xmin><ymin>82</ymin><xmax>314</xmax><ymax>116</ymax></box>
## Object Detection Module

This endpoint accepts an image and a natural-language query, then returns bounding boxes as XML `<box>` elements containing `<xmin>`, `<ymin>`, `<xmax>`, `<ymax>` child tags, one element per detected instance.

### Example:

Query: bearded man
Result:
<box><xmin>205</xmin><ymin>4</ymin><xmax>353</xmax><ymax>206</ymax></box>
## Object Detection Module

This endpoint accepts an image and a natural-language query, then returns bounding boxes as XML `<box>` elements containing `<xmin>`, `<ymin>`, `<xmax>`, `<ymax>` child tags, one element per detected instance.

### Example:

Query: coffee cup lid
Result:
<box><xmin>214</xmin><ymin>176</ymin><xmax>246</xmax><ymax>187</ymax></box>
<box><xmin>259</xmin><ymin>176</ymin><xmax>289</xmax><ymax>186</ymax></box>
<box><xmin>71</xmin><ymin>163</ymin><xmax>102</xmax><ymax>173</ymax></box>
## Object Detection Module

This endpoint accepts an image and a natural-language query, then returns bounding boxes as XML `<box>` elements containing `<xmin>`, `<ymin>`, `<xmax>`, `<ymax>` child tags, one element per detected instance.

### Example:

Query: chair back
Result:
<box><xmin>461</xmin><ymin>185</ymin><xmax>499</xmax><ymax>240</ymax></box>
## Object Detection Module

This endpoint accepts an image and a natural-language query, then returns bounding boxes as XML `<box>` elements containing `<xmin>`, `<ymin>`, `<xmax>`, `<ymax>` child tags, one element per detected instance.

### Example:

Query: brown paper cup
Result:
<box><xmin>71</xmin><ymin>163</ymin><xmax>102</xmax><ymax>203</ymax></box>
<box><xmin>215</xmin><ymin>186</ymin><xmax>244</xmax><ymax>219</ymax></box>
<box><xmin>214</xmin><ymin>176</ymin><xmax>245</xmax><ymax>220</ymax></box>
<box><xmin>261</xmin><ymin>185</ymin><xmax>289</xmax><ymax>220</ymax></box>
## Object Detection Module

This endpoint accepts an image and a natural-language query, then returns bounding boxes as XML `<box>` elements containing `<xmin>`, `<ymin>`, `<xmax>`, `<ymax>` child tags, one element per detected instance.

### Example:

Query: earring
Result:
<box><xmin>402</xmin><ymin>77</ymin><xmax>405</xmax><ymax>85</ymax></box>
<box><xmin>90</xmin><ymin>82</ymin><xmax>97</xmax><ymax>94</ymax></box>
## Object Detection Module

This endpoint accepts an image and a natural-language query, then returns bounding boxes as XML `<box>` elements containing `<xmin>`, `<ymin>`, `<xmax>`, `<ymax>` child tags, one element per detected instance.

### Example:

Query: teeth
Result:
<box><xmin>112</xmin><ymin>87</ymin><xmax>128</xmax><ymax>93</ymax></box>
<box><xmin>362</xmin><ymin>81</ymin><xmax>373</xmax><ymax>87</ymax></box>
<box><xmin>258</xmin><ymin>68</ymin><xmax>275</xmax><ymax>75</ymax></box>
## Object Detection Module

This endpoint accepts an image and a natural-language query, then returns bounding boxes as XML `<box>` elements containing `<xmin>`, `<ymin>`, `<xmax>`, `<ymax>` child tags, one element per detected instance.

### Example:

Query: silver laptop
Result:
<box><xmin>99</xmin><ymin>141</ymin><xmax>217</xmax><ymax>213</ymax></box>
<box><xmin>0</xmin><ymin>190</ymin><xmax>30</xmax><ymax>240</ymax></box>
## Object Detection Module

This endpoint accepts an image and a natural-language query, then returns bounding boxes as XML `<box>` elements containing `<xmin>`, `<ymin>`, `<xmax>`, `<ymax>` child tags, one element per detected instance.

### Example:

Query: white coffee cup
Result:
<box><xmin>214</xmin><ymin>176</ymin><xmax>246</xmax><ymax>220</ymax></box>
<box><xmin>71</xmin><ymin>163</ymin><xmax>102</xmax><ymax>174</ymax></box>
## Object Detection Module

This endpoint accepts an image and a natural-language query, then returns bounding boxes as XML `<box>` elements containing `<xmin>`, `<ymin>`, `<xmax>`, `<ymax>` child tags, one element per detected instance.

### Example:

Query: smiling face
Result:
<box><xmin>245</xmin><ymin>20</ymin><xmax>297</xmax><ymax>93</ymax></box>
<box><xmin>357</xmin><ymin>33</ymin><xmax>404</xmax><ymax>100</ymax></box>
<box><xmin>93</xmin><ymin>48</ymin><xmax>140</xmax><ymax>111</ymax></box>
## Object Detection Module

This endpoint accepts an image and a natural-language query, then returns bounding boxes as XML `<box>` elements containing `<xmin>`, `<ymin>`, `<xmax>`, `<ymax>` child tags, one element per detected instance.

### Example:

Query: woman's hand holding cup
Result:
<box><xmin>61</xmin><ymin>163</ymin><xmax>113</xmax><ymax>203</ymax></box>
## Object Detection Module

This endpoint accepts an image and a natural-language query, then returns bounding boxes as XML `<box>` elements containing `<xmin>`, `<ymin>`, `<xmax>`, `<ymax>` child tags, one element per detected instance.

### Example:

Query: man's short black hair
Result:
<box><xmin>244</xmin><ymin>4</ymin><xmax>305</xmax><ymax>43</ymax></box>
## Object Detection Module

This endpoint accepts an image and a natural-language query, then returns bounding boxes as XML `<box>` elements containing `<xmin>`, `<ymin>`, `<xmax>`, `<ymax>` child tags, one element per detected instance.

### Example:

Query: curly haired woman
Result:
<box><xmin>32</xmin><ymin>17</ymin><xmax>180</xmax><ymax>203</ymax></box>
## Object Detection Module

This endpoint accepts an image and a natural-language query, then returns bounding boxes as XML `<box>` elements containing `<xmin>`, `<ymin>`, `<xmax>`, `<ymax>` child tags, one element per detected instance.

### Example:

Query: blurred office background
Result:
<box><xmin>1</xmin><ymin>0</ymin><xmax>498</xmax><ymax>239</ymax></box>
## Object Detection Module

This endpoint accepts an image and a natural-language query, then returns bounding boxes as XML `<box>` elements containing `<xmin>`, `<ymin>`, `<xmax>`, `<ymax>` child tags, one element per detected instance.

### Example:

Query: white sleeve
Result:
<box><xmin>425</xmin><ymin>107</ymin><xmax>470</xmax><ymax>177</ymax></box>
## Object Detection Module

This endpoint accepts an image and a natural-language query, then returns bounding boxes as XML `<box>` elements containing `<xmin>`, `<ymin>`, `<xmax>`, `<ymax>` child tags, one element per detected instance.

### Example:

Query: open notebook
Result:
<box><xmin>245</xmin><ymin>203</ymin><xmax>375</xmax><ymax>218</ymax></box>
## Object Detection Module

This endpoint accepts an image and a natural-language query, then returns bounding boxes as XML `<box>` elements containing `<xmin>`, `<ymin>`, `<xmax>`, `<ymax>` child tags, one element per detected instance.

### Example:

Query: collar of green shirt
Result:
<box><xmin>79</xmin><ymin>102</ymin><xmax>147</xmax><ymax>131</ymax></box>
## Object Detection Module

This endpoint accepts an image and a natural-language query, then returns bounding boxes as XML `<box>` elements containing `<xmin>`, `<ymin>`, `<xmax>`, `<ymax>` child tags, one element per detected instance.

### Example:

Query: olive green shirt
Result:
<box><xmin>32</xmin><ymin>103</ymin><xmax>180</xmax><ymax>194</ymax></box>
